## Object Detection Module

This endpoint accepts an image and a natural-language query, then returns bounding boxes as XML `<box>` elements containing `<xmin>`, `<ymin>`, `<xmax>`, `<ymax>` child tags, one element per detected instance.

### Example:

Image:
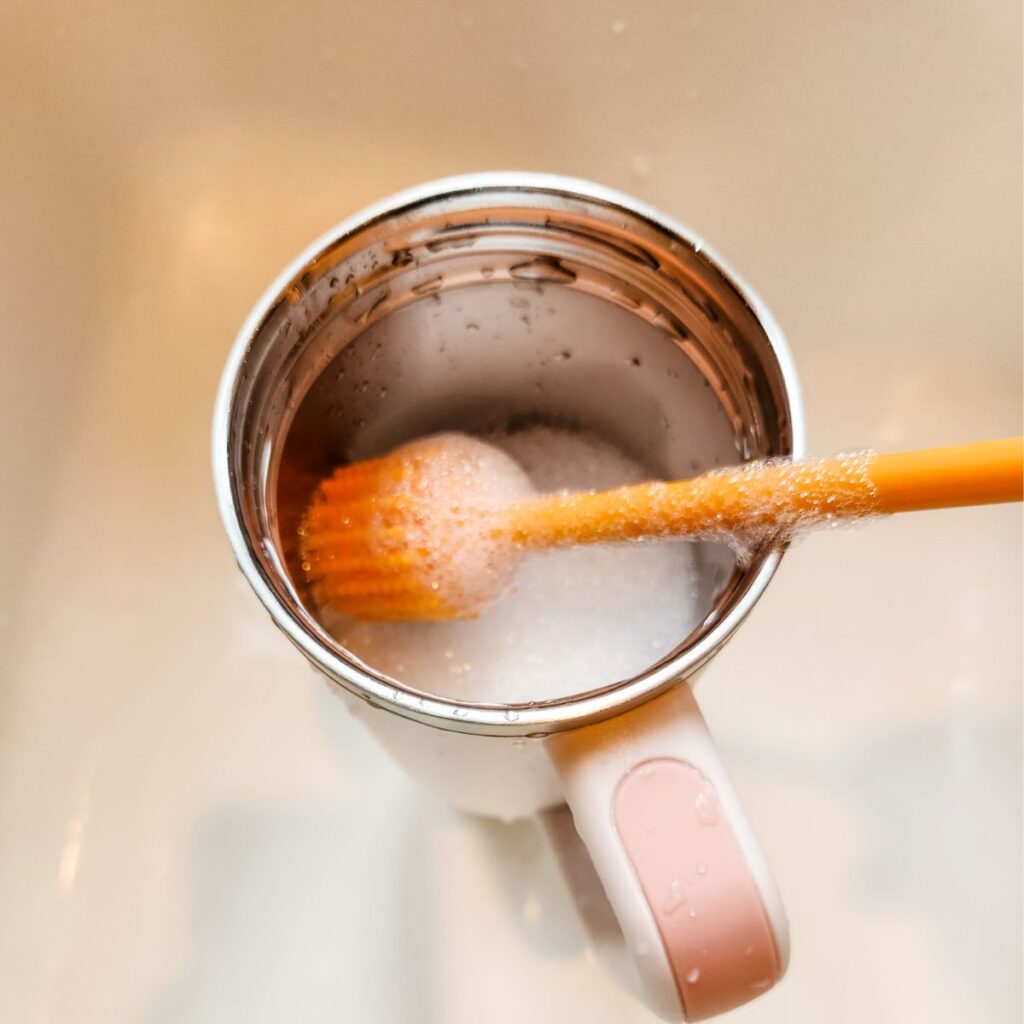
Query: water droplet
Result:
<box><xmin>696</xmin><ymin>862</ymin><xmax>708</xmax><ymax>876</ymax></box>
<box><xmin>663</xmin><ymin>879</ymin><xmax>687</xmax><ymax>914</ymax></box>
<box><xmin>452</xmin><ymin>707</ymin><xmax>469</xmax><ymax>718</ymax></box>
<box><xmin>694</xmin><ymin>790</ymin><xmax>720</xmax><ymax>826</ymax></box>
<box><xmin>611</xmin><ymin>17</ymin><xmax>627</xmax><ymax>34</ymax></box>
<box><xmin>686</xmin><ymin>968</ymin><xmax>700</xmax><ymax>984</ymax></box>
<box><xmin>687</xmin><ymin>908</ymin><xmax>697</xmax><ymax>919</ymax></box>
<box><xmin>504</xmin><ymin>709</ymin><xmax>520</xmax><ymax>722</ymax></box>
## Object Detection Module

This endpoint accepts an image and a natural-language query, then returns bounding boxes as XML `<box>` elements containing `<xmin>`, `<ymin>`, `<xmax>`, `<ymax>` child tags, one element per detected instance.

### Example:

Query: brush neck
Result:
<box><xmin>502</xmin><ymin>484</ymin><xmax>681</xmax><ymax>549</ymax></box>
<box><xmin>500</xmin><ymin>439</ymin><xmax>1024</xmax><ymax>553</ymax></box>
<box><xmin>500</xmin><ymin>457</ymin><xmax>883</xmax><ymax>550</ymax></box>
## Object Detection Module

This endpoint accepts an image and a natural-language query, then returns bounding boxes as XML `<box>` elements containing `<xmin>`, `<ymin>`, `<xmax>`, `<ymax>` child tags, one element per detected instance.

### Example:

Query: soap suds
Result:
<box><xmin>321</xmin><ymin>425</ymin><xmax>703</xmax><ymax>703</ymax></box>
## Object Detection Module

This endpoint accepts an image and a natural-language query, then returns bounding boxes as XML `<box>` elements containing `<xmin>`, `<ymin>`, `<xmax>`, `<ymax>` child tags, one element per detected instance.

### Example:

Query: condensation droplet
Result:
<box><xmin>663</xmin><ymin>878</ymin><xmax>687</xmax><ymax>914</ymax></box>
<box><xmin>694</xmin><ymin>790</ymin><xmax>720</xmax><ymax>826</ymax></box>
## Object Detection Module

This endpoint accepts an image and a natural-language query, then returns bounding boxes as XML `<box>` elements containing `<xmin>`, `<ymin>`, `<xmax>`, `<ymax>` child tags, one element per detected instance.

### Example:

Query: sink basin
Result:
<box><xmin>1</xmin><ymin>3</ymin><xmax>1020</xmax><ymax>1021</ymax></box>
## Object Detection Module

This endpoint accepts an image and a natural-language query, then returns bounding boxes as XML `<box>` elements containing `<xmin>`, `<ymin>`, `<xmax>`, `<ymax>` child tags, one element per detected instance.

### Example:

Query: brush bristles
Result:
<box><xmin>299</xmin><ymin>457</ymin><xmax>456</xmax><ymax>621</ymax></box>
<box><xmin>298</xmin><ymin>434</ymin><xmax>535</xmax><ymax>622</ymax></box>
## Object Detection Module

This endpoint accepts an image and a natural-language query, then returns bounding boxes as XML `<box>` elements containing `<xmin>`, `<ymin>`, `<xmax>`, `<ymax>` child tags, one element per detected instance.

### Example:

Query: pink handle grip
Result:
<box><xmin>547</xmin><ymin>684</ymin><xmax>788</xmax><ymax>1021</ymax></box>
<box><xmin>615</xmin><ymin>759</ymin><xmax>780</xmax><ymax>1019</ymax></box>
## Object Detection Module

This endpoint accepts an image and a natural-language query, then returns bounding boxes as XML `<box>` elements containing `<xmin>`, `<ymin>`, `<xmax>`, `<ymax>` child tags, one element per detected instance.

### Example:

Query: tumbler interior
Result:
<box><xmin>217</xmin><ymin>176</ymin><xmax>801</xmax><ymax>729</ymax></box>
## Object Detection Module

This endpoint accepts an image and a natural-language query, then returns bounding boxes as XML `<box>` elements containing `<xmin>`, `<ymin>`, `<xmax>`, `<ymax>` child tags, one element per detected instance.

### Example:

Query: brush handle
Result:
<box><xmin>505</xmin><ymin>438</ymin><xmax>1024</xmax><ymax>549</ymax></box>
<box><xmin>868</xmin><ymin>438</ymin><xmax>1023</xmax><ymax>511</ymax></box>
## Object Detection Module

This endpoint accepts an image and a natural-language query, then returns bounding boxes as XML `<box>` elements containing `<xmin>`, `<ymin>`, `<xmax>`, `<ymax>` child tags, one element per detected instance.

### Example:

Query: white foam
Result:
<box><xmin>322</xmin><ymin>425</ymin><xmax>703</xmax><ymax>704</ymax></box>
<box><xmin>383</xmin><ymin>432</ymin><xmax>534</xmax><ymax>616</ymax></box>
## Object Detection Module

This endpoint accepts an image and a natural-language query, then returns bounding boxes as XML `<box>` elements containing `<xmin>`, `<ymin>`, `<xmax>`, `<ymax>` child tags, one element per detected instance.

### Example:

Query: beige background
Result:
<box><xmin>1</xmin><ymin>2</ymin><xmax>1021</xmax><ymax>1022</ymax></box>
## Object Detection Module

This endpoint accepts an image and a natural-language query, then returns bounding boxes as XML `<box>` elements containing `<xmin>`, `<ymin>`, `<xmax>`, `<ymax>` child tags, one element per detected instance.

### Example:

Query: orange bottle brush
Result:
<box><xmin>299</xmin><ymin>436</ymin><xmax>1024</xmax><ymax>622</ymax></box>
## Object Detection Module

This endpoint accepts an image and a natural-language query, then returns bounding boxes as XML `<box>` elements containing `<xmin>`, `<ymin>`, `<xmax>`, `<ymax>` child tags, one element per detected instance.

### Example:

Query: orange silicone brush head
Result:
<box><xmin>299</xmin><ymin>433</ymin><xmax>533</xmax><ymax>622</ymax></box>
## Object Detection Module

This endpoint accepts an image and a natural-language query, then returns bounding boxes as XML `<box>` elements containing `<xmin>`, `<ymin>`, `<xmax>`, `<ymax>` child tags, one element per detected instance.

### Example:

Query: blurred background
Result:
<box><xmin>1</xmin><ymin>2</ymin><xmax>1021</xmax><ymax>1021</ymax></box>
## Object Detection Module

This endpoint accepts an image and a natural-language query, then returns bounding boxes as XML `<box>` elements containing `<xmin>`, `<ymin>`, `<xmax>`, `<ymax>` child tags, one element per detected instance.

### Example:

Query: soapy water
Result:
<box><xmin>320</xmin><ymin>425</ymin><xmax>705</xmax><ymax>704</ymax></box>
